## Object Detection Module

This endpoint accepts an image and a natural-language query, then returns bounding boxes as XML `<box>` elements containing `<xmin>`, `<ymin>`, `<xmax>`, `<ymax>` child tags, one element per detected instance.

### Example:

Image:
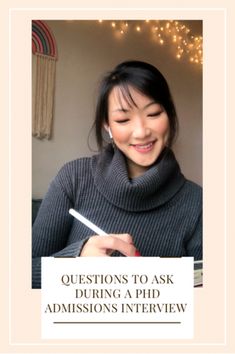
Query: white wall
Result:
<box><xmin>32</xmin><ymin>20</ymin><xmax>202</xmax><ymax>198</ymax></box>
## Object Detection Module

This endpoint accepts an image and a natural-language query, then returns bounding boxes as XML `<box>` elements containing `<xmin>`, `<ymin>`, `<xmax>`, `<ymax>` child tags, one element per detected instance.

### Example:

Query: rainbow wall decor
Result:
<box><xmin>32</xmin><ymin>20</ymin><xmax>57</xmax><ymax>59</ymax></box>
<box><xmin>32</xmin><ymin>20</ymin><xmax>57</xmax><ymax>139</ymax></box>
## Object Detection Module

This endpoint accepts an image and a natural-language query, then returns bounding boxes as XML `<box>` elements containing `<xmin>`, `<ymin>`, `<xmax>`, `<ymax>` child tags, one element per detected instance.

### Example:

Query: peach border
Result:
<box><xmin>2</xmin><ymin>2</ymin><xmax>234</xmax><ymax>353</ymax></box>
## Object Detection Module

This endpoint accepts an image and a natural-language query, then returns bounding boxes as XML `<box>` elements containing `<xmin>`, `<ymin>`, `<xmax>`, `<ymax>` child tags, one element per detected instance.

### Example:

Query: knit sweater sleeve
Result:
<box><xmin>32</xmin><ymin>163</ymin><xmax>87</xmax><ymax>289</ymax></box>
<box><xmin>185</xmin><ymin>212</ymin><xmax>202</xmax><ymax>261</ymax></box>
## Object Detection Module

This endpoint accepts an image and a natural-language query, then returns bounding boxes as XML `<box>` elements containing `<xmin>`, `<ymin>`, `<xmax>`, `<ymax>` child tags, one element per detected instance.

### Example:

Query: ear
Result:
<box><xmin>104</xmin><ymin>124</ymin><xmax>113</xmax><ymax>139</ymax></box>
<box><xmin>104</xmin><ymin>123</ymin><xmax>109</xmax><ymax>133</ymax></box>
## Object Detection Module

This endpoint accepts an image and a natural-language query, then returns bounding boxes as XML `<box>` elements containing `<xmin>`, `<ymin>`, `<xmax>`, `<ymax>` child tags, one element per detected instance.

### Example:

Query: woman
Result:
<box><xmin>32</xmin><ymin>60</ymin><xmax>202</xmax><ymax>288</ymax></box>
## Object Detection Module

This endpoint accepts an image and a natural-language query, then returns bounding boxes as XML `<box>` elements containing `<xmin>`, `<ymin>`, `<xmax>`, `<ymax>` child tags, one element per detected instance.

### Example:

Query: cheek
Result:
<box><xmin>111</xmin><ymin>126</ymin><xmax>130</xmax><ymax>143</ymax></box>
<box><xmin>153</xmin><ymin>118</ymin><xmax>170</xmax><ymax>137</ymax></box>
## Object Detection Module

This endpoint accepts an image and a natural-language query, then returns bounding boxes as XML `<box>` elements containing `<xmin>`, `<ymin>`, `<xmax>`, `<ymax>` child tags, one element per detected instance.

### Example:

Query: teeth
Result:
<box><xmin>135</xmin><ymin>143</ymin><xmax>153</xmax><ymax>149</ymax></box>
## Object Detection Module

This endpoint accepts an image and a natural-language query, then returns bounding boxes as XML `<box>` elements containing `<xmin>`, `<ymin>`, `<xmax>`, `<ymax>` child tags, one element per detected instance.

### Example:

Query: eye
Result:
<box><xmin>114</xmin><ymin>119</ymin><xmax>130</xmax><ymax>124</ymax></box>
<box><xmin>147</xmin><ymin>111</ymin><xmax>163</xmax><ymax>117</ymax></box>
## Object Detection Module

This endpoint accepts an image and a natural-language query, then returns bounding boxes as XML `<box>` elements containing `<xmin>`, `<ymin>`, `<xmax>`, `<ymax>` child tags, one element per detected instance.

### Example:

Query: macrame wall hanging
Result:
<box><xmin>32</xmin><ymin>20</ymin><xmax>57</xmax><ymax>139</ymax></box>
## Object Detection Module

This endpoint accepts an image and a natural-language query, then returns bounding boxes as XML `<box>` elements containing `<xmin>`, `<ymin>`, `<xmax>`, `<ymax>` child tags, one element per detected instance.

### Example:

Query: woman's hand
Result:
<box><xmin>80</xmin><ymin>233</ymin><xmax>141</xmax><ymax>257</ymax></box>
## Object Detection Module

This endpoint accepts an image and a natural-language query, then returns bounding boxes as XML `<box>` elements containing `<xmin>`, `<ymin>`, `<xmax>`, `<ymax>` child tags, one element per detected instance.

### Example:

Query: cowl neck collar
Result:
<box><xmin>91</xmin><ymin>144</ymin><xmax>185</xmax><ymax>212</ymax></box>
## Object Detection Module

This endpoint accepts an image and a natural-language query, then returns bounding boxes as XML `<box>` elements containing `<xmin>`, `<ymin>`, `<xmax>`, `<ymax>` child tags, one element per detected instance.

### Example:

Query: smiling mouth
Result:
<box><xmin>130</xmin><ymin>141</ymin><xmax>156</xmax><ymax>152</ymax></box>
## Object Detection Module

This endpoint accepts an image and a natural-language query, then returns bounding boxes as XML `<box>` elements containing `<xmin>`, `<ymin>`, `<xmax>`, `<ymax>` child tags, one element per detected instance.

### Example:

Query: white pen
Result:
<box><xmin>69</xmin><ymin>208</ymin><xmax>108</xmax><ymax>236</ymax></box>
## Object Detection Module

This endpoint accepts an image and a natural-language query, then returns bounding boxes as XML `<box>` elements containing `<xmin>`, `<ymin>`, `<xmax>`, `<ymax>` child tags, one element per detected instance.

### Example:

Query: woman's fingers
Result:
<box><xmin>110</xmin><ymin>233</ymin><xmax>133</xmax><ymax>245</ymax></box>
<box><xmin>96</xmin><ymin>234</ymin><xmax>136</xmax><ymax>257</ymax></box>
<box><xmin>80</xmin><ymin>234</ymin><xmax>141</xmax><ymax>257</ymax></box>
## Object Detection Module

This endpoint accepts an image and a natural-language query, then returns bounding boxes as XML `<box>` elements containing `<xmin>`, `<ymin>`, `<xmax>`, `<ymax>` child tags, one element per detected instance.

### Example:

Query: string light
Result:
<box><xmin>97</xmin><ymin>20</ymin><xmax>202</xmax><ymax>65</ymax></box>
<box><xmin>151</xmin><ymin>20</ymin><xmax>202</xmax><ymax>65</ymax></box>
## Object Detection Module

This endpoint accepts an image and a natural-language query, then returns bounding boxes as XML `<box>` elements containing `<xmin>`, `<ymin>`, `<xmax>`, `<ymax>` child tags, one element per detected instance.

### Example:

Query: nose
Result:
<box><xmin>132</xmin><ymin>118</ymin><xmax>151</xmax><ymax>139</ymax></box>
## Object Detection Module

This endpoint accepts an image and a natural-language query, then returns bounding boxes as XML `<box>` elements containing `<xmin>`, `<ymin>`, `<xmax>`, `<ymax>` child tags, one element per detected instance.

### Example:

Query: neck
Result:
<box><xmin>126</xmin><ymin>148</ymin><xmax>168</xmax><ymax>179</ymax></box>
<box><xmin>127</xmin><ymin>159</ymin><xmax>149</xmax><ymax>179</ymax></box>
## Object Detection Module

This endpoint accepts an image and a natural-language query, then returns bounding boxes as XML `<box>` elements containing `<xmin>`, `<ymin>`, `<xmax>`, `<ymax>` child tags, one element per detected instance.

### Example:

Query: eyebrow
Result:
<box><xmin>111</xmin><ymin>101</ymin><xmax>159</xmax><ymax>113</ymax></box>
<box><xmin>111</xmin><ymin>108</ymin><xmax>129</xmax><ymax>113</ymax></box>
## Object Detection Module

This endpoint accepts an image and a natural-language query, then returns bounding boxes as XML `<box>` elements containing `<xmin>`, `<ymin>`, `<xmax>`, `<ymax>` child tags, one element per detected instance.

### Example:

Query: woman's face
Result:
<box><xmin>107</xmin><ymin>85</ymin><xmax>170</xmax><ymax>178</ymax></box>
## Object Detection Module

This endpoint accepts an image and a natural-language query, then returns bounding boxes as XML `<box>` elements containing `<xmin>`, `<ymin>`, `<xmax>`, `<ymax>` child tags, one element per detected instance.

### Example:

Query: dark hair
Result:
<box><xmin>94</xmin><ymin>60</ymin><xmax>178</xmax><ymax>150</ymax></box>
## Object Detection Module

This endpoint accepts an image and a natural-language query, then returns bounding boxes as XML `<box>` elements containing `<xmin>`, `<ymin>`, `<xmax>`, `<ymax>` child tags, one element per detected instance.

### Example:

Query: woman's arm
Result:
<box><xmin>186</xmin><ymin>212</ymin><xmax>202</xmax><ymax>261</ymax></box>
<box><xmin>32</xmin><ymin>166</ymin><xmax>87</xmax><ymax>288</ymax></box>
<box><xmin>32</xmin><ymin>163</ymin><xmax>140</xmax><ymax>289</ymax></box>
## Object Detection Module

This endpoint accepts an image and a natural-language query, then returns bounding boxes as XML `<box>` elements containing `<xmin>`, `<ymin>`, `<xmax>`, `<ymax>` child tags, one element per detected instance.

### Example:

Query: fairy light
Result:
<box><xmin>97</xmin><ymin>19</ymin><xmax>202</xmax><ymax>65</ymax></box>
<box><xmin>149</xmin><ymin>19</ymin><xmax>202</xmax><ymax>65</ymax></box>
<box><xmin>118</xmin><ymin>22</ymin><xmax>128</xmax><ymax>35</ymax></box>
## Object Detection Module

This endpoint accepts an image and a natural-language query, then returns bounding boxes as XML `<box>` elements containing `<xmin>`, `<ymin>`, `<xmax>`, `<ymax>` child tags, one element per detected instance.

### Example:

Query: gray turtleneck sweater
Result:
<box><xmin>32</xmin><ymin>146</ymin><xmax>202</xmax><ymax>288</ymax></box>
